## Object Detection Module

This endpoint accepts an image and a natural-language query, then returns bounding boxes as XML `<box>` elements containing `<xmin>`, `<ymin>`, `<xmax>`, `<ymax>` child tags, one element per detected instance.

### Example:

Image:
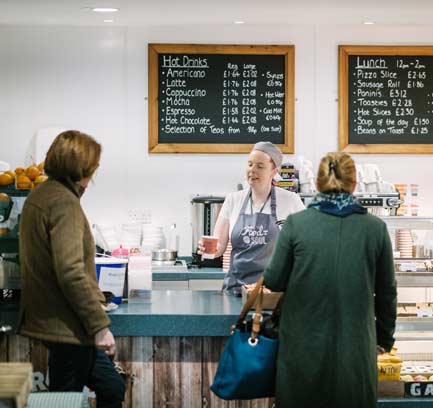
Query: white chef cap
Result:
<box><xmin>252</xmin><ymin>141</ymin><xmax>283</xmax><ymax>169</ymax></box>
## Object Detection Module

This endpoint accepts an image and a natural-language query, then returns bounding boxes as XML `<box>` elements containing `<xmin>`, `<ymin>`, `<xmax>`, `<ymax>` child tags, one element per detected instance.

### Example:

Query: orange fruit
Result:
<box><xmin>16</xmin><ymin>175</ymin><xmax>32</xmax><ymax>189</ymax></box>
<box><xmin>15</xmin><ymin>167</ymin><xmax>25</xmax><ymax>176</ymax></box>
<box><xmin>34</xmin><ymin>175</ymin><xmax>48</xmax><ymax>185</ymax></box>
<box><xmin>37</xmin><ymin>161</ymin><xmax>45</xmax><ymax>173</ymax></box>
<box><xmin>0</xmin><ymin>192</ymin><xmax>10</xmax><ymax>201</ymax></box>
<box><xmin>25</xmin><ymin>165</ymin><xmax>40</xmax><ymax>181</ymax></box>
<box><xmin>4</xmin><ymin>170</ymin><xmax>15</xmax><ymax>180</ymax></box>
<box><xmin>0</xmin><ymin>173</ymin><xmax>14</xmax><ymax>186</ymax></box>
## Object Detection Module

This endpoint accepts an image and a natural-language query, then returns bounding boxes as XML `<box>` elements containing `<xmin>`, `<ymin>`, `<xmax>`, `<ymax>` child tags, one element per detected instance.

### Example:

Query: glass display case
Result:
<box><xmin>382</xmin><ymin>216</ymin><xmax>433</xmax><ymax>372</ymax></box>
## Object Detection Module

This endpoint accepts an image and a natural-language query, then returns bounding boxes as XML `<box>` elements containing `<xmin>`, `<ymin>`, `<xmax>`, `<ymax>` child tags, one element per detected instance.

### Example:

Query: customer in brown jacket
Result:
<box><xmin>19</xmin><ymin>130</ymin><xmax>124</xmax><ymax>408</ymax></box>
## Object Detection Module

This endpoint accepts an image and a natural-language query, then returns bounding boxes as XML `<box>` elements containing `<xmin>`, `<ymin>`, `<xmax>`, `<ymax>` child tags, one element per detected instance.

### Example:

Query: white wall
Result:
<box><xmin>1</xmin><ymin>24</ymin><xmax>432</xmax><ymax>255</ymax></box>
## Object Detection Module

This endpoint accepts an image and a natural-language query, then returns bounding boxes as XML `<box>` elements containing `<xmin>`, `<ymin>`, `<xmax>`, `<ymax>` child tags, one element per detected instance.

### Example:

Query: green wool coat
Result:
<box><xmin>18</xmin><ymin>179</ymin><xmax>110</xmax><ymax>346</ymax></box>
<box><xmin>263</xmin><ymin>208</ymin><xmax>397</xmax><ymax>408</ymax></box>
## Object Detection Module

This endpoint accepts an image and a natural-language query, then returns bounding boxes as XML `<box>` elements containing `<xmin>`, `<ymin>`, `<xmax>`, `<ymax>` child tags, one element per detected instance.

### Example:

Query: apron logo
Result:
<box><xmin>241</xmin><ymin>225</ymin><xmax>268</xmax><ymax>245</ymax></box>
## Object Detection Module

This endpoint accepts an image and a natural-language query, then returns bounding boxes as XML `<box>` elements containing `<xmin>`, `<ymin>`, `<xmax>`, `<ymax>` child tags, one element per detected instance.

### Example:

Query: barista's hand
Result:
<box><xmin>197</xmin><ymin>239</ymin><xmax>205</xmax><ymax>255</ymax></box>
<box><xmin>95</xmin><ymin>327</ymin><xmax>116</xmax><ymax>356</ymax></box>
<box><xmin>376</xmin><ymin>345</ymin><xmax>386</xmax><ymax>355</ymax></box>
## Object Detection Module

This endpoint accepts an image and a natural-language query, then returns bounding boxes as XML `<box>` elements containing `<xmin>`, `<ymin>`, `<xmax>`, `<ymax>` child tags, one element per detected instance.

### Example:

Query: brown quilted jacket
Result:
<box><xmin>18</xmin><ymin>178</ymin><xmax>110</xmax><ymax>345</ymax></box>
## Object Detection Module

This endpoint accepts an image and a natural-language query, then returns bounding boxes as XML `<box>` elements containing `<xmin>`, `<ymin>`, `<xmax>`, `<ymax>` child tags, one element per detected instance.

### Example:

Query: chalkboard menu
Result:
<box><xmin>148</xmin><ymin>44</ymin><xmax>294</xmax><ymax>153</ymax></box>
<box><xmin>339</xmin><ymin>45</ymin><xmax>433</xmax><ymax>153</ymax></box>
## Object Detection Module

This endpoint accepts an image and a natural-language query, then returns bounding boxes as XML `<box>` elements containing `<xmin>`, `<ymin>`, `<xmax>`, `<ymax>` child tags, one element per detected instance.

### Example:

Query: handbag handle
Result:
<box><xmin>231</xmin><ymin>277</ymin><xmax>285</xmax><ymax>340</ymax></box>
<box><xmin>237</xmin><ymin>276</ymin><xmax>265</xmax><ymax>325</ymax></box>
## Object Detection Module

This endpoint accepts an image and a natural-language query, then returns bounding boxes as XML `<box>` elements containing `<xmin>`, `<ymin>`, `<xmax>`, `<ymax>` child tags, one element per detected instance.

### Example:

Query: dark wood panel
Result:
<box><xmin>179</xmin><ymin>337</ymin><xmax>202</xmax><ymax>408</ymax></box>
<box><xmin>2</xmin><ymin>335</ymin><xmax>275</xmax><ymax>407</ymax></box>
<box><xmin>29</xmin><ymin>341</ymin><xmax>48</xmax><ymax>375</ymax></box>
<box><xmin>202</xmin><ymin>336</ymin><xmax>228</xmax><ymax>408</ymax></box>
<box><xmin>153</xmin><ymin>336</ymin><xmax>181</xmax><ymax>407</ymax></box>
<box><xmin>116</xmin><ymin>336</ymin><xmax>133</xmax><ymax>408</ymax></box>
<box><xmin>0</xmin><ymin>333</ymin><xmax>7</xmax><ymax>362</ymax></box>
<box><xmin>8</xmin><ymin>335</ymin><xmax>30</xmax><ymax>362</ymax></box>
<box><xmin>130</xmin><ymin>336</ymin><xmax>153</xmax><ymax>407</ymax></box>
<box><xmin>29</xmin><ymin>340</ymin><xmax>49</xmax><ymax>392</ymax></box>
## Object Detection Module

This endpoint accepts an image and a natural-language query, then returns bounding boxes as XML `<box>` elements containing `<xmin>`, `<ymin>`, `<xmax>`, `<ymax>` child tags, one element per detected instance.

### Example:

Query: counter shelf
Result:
<box><xmin>396</xmin><ymin>272</ymin><xmax>433</xmax><ymax>287</ymax></box>
<box><xmin>382</xmin><ymin>216</ymin><xmax>433</xmax><ymax>230</ymax></box>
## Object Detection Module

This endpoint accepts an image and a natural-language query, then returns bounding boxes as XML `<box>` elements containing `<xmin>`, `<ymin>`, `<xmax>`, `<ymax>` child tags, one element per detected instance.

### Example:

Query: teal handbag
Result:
<box><xmin>211</xmin><ymin>278</ymin><xmax>281</xmax><ymax>400</ymax></box>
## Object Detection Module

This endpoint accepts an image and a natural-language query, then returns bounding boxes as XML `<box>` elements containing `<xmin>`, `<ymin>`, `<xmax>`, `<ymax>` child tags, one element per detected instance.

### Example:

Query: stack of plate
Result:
<box><xmin>142</xmin><ymin>224</ymin><xmax>165</xmax><ymax>250</ymax></box>
<box><xmin>120</xmin><ymin>222</ymin><xmax>142</xmax><ymax>249</ymax></box>
<box><xmin>222</xmin><ymin>241</ymin><xmax>232</xmax><ymax>272</ymax></box>
<box><xmin>396</xmin><ymin>229</ymin><xmax>413</xmax><ymax>258</ymax></box>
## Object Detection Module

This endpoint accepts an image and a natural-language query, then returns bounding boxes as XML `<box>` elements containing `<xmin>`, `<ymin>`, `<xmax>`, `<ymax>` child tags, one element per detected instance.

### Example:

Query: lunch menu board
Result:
<box><xmin>339</xmin><ymin>45</ymin><xmax>433</xmax><ymax>153</ymax></box>
<box><xmin>148</xmin><ymin>44</ymin><xmax>294</xmax><ymax>153</ymax></box>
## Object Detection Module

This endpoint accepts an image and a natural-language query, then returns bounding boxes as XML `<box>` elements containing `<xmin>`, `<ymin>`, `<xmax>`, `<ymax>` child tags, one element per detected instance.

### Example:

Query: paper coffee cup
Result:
<box><xmin>201</xmin><ymin>235</ymin><xmax>218</xmax><ymax>259</ymax></box>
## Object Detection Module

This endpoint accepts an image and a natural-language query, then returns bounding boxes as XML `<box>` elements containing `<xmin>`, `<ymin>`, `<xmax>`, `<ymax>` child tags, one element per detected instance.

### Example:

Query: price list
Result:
<box><xmin>158</xmin><ymin>53</ymin><xmax>286</xmax><ymax>144</ymax></box>
<box><xmin>348</xmin><ymin>55</ymin><xmax>433</xmax><ymax>144</ymax></box>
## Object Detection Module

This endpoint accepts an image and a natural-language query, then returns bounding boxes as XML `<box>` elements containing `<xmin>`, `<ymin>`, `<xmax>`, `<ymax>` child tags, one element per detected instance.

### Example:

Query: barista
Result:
<box><xmin>201</xmin><ymin>142</ymin><xmax>305</xmax><ymax>295</ymax></box>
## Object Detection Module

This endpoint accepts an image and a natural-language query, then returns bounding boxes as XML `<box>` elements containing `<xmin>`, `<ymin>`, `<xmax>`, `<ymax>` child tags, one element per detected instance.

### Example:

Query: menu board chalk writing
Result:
<box><xmin>148</xmin><ymin>44</ymin><xmax>294</xmax><ymax>153</ymax></box>
<box><xmin>339</xmin><ymin>45</ymin><xmax>433</xmax><ymax>154</ymax></box>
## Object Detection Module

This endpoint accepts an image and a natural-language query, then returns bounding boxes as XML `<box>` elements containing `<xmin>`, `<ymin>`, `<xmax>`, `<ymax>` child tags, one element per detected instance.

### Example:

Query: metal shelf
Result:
<box><xmin>396</xmin><ymin>272</ymin><xmax>433</xmax><ymax>287</ymax></box>
<box><xmin>396</xmin><ymin>318</ymin><xmax>433</xmax><ymax>335</ymax></box>
<box><xmin>382</xmin><ymin>216</ymin><xmax>433</xmax><ymax>230</ymax></box>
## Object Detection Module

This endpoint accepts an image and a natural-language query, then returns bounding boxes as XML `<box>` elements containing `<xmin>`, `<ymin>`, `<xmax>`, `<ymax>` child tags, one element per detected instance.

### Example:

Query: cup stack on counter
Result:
<box><xmin>222</xmin><ymin>241</ymin><xmax>232</xmax><ymax>272</ymax></box>
<box><xmin>396</xmin><ymin>229</ymin><xmax>413</xmax><ymax>258</ymax></box>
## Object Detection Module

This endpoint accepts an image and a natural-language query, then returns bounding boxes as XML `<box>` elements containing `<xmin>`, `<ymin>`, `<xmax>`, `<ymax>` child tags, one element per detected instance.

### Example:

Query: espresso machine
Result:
<box><xmin>299</xmin><ymin>191</ymin><xmax>402</xmax><ymax>215</ymax></box>
<box><xmin>0</xmin><ymin>186</ymin><xmax>28</xmax><ymax>299</ymax></box>
<box><xmin>191</xmin><ymin>195</ymin><xmax>225</xmax><ymax>267</ymax></box>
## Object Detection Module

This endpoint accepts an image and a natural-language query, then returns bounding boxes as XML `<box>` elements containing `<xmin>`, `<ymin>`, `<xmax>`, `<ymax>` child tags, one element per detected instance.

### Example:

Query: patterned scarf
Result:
<box><xmin>308</xmin><ymin>192</ymin><xmax>367</xmax><ymax>217</ymax></box>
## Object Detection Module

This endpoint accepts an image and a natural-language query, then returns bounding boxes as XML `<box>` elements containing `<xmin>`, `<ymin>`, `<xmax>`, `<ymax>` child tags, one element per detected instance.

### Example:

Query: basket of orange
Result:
<box><xmin>0</xmin><ymin>170</ymin><xmax>16</xmax><ymax>187</ymax></box>
<box><xmin>378</xmin><ymin>347</ymin><xmax>402</xmax><ymax>381</ymax></box>
<box><xmin>15</xmin><ymin>162</ymin><xmax>47</xmax><ymax>190</ymax></box>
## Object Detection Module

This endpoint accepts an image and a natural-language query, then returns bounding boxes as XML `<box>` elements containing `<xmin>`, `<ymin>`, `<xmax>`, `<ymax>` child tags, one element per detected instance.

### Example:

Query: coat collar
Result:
<box><xmin>48</xmin><ymin>177</ymin><xmax>86</xmax><ymax>198</ymax></box>
<box><xmin>308</xmin><ymin>192</ymin><xmax>367</xmax><ymax>217</ymax></box>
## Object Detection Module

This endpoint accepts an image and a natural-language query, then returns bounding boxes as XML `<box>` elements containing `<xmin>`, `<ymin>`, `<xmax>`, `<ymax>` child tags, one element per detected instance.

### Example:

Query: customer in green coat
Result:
<box><xmin>263</xmin><ymin>152</ymin><xmax>397</xmax><ymax>408</ymax></box>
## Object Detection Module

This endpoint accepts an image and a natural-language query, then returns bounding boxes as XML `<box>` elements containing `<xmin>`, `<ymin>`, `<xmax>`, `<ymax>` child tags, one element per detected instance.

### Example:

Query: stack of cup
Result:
<box><xmin>396</xmin><ymin>229</ymin><xmax>413</xmax><ymax>258</ymax></box>
<box><xmin>222</xmin><ymin>241</ymin><xmax>232</xmax><ymax>272</ymax></box>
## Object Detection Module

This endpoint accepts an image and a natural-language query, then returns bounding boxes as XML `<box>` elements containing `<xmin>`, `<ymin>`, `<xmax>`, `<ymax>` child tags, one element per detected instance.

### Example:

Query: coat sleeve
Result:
<box><xmin>263</xmin><ymin>216</ymin><xmax>294</xmax><ymax>292</ymax></box>
<box><xmin>375</xmin><ymin>222</ymin><xmax>397</xmax><ymax>352</ymax></box>
<box><xmin>50</xmin><ymin>200</ymin><xmax>110</xmax><ymax>336</ymax></box>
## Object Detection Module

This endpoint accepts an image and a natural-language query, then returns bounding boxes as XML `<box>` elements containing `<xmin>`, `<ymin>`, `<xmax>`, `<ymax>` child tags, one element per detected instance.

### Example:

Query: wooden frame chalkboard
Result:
<box><xmin>148</xmin><ymin>44</ymin><xmax>295</xmax><ymax>153</ymax></box>
<box><xmin>339</xmin><ymin>45</ymin><xmax>433</xmax><ymax>154</ymax></box>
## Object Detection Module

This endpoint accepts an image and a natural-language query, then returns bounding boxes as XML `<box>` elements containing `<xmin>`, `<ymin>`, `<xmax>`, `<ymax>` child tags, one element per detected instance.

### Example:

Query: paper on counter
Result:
<box><xmin>128</xmin><ymin>254</ymin><xmax>152</xmax><ymax>303</ymax></box>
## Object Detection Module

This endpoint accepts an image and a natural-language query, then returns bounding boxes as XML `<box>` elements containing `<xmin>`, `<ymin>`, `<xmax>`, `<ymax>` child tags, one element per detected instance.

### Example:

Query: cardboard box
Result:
<box><xmin>241</xmin><ymin>286</ymin><xmax>283</xmax><ymax>310</ymax></box>
<box><xmin>378</xmin><ymin>380</ymin><xmax>405</xmax><ymax>397</ymax></box>
<box><xmin>0</xmin><ymin>363</ymin><xmax>33</xmax><ymax>408</ymax></box>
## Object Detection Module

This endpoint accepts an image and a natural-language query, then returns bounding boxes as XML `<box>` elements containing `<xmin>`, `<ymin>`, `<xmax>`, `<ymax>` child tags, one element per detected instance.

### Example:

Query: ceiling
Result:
<box><xmin>1</xmin><ymin>0</ymin><xmax>433</xmax><ymax>26</ymax></box>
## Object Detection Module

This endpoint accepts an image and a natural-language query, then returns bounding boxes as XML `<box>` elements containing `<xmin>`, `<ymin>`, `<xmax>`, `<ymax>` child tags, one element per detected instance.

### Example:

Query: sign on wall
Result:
<box><xmin>339</xmin><ymin>45</ymin><xmax>433</xmax><ymax>153</ymax></box>
<box><xmin>148</xmin><ymin>44</ymin><xmax>295</xmax><ymax>153</ymax></box>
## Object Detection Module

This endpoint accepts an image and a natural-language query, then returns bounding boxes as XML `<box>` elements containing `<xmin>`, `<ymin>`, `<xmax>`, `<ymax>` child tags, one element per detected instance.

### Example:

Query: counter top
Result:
<box><xmin>0</xmin><ymin>291</ymin><xmax>241</xmax><ymax>336</ymax></box>
<box><xmin>2</xmin><ymin>291</ymin><xmax>433</xmax><ymax>336</ymax></box>
<box><xmin>152</xmin><ymin>267</ymin><xmax>225</xmax><ymax>281</ymax></box>
<box><xmin>2</xmin><ymin>291</ymin><xmax>433</xmax><ymax>338</ymax></box>
<box><xmin>110</xmin><ymin>290</ymin><xmax>237</xmax><ymax>336</ymax></box>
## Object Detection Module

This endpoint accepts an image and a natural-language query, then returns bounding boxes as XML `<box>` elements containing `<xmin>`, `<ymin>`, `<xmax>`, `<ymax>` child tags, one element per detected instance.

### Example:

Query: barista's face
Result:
<box><xmin>246</xmin><ymin>150</ymin><xmax>277</xmax><ymax>190</ymax></box>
